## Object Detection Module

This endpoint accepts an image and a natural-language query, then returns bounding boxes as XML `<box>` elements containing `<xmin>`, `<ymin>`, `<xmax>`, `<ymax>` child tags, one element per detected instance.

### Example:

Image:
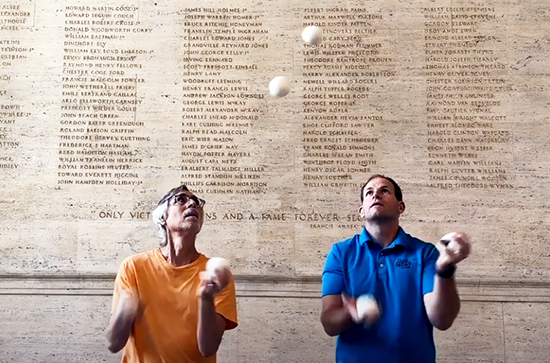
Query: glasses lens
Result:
<box><xmin>174</xmin><ymin>194</ymin><xmax>204</xmax><ymax>207</ymax></box>
<box><xmin>174</xmin><ymin>194</ymin><xmax>188</xmax><ymax>204</ymax></box>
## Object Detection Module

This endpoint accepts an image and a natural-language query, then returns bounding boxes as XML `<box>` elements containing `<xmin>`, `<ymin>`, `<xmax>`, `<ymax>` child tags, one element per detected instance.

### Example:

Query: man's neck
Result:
<box><xmin>364</xmin><ymin>220</ymin><xmax>400</xmax><ymax>248</ymax></box>
<box><xmin>161</xmin><ymin>233</ymin><xmax>200</xmax><ymax>267</ymax></box>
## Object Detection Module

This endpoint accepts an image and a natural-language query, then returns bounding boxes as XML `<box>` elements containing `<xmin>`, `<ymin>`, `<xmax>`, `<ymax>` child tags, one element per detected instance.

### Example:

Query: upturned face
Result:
<box><xmin>164</xmin><ymin>191</ymin><xmax>205</xmax><ymax>235</ymax></box>
<box><xmin>359</xmin><ymin>177</ymin><xmax>404</xmax><ymax>223</ymax></box>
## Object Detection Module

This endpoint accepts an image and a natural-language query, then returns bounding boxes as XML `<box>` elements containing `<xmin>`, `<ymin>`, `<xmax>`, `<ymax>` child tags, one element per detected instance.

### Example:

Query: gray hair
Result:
<box><xmin>152</xmin><ymin>185</ymin><xmax>190</xmax><ymax>247</ymax></box>
<box><xmin>152</xmin><ymin>200</ymin><xmax>170</xmax><ymax>247</ymax></box>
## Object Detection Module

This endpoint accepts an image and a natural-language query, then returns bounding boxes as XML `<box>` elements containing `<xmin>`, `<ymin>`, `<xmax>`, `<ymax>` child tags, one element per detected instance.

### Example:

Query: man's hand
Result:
<box><xmin>341</xmin><ymin>294</ymin><xmax>380</xmax><ymax>326</ymax></box>
<box><xmin>436</xmin><ymin>231</ymin><xmax>472</xmax><ymax>270</ymax></box>
<box><xmin>424</xmin><ymin>232</ymin><xmax>470</xmax><ymax>331</ymax></box>
<box><xmin>196</xmin><ymin>268</ymin><xmax>230</xmax><ymax>357</ymax></box>
<box><xmin>197</xmin><ymin>268</ymin><xmax>230</xmax><ymax>301</ymax></box>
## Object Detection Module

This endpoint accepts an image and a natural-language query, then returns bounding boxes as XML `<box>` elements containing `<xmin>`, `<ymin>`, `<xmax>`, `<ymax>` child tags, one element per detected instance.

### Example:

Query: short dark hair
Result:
<box><xmin>360</xmin><ymin>174</ymin><xmax>403</xmax><ymax>202</ymax></box>
<box><xmin>157</xmin><ymin>185</ymin><xmax>189</xmax><ymax>205</ymax></box>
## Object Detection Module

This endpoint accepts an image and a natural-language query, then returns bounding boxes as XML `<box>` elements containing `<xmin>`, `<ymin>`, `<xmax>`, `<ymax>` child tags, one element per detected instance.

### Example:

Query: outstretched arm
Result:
<box><xmin>321</xmin><ymin>295</ymin><xmax>357</xmax><ymax>336</ymax></box>
<box><xmin>320</xmin><ymin>245</ymin><xmax>358</xmax><ymax>336</ymax></box>
<box><xmin>423</xmin><ymin>232</ymin><xmax>471</xmax><ymax>330</ymax></box>
<box><xmin>107</xmin><ymin>259</ymin><xmax>140</xmax><ymax>353</ymax></box>
<box><xmin>107</xmin><ymin>291</ymin><xmax>139</xmax><ymax>353</ymax></box>
<box><xmin>197</xmin><ymin>295</ymin><xmax>228</xmax><ymax>357</ymax></box>
<box><xmin>196</xmin><ymin>269</ymin><xmax>238</xmax><ymax>357</ymax></box>
<box><xmin>424</xmin><ymin>274</ymin><xmax>460</xmax><ymax>331</ymax></box>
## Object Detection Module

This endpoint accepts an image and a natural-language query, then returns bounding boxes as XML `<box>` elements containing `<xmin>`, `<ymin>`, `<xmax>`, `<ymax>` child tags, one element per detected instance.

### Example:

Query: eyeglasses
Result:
<box><xmin>172</xmin><ymin>193</ymin><xmax>206</xmax><ymax>208</ymax></box>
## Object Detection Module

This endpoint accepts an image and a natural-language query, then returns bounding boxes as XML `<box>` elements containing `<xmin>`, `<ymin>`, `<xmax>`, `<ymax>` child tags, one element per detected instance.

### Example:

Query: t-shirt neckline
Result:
<box><xmin>153</xmin><ymin>248</ymin><xmax>205</xmax><ymax>270</ymax></box>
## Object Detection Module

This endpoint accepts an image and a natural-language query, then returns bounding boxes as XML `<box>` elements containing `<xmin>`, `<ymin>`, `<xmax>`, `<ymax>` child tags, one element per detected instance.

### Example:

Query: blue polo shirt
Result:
<box><xmin>322</xmin><ymin>227</ymin><xmax>440</xmax><ymax>363</ymax></box>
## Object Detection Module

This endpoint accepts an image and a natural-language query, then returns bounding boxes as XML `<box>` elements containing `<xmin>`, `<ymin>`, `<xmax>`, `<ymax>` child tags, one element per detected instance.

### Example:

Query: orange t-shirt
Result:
<box><xmin>111</xmin><ymin>249</ymin><xmax>238</xmax><ymax>363</ymax></box>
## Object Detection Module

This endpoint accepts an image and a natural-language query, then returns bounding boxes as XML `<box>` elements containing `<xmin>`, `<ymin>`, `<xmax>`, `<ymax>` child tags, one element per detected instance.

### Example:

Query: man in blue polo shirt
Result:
<box><xmin>320</xmin><ymin>174</ymin><xmax>471</xmax><ymax>363</ymax></box>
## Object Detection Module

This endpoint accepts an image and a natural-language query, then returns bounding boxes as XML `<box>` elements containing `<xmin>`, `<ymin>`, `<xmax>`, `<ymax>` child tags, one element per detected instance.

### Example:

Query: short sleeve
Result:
<box><xmin>422</xmin><ymin>244</ymin><xmax>440</xmax><ymax>295</ymax></box>
<box><xmin>321</xmin><ymin>244</ymin><xmax>345</xmax><ymax>297</ymax></box>
<box><xmin>214</xmin><ymin>273</ymin><xmax>238</xmax><ymax>330</ymax></box>
<box><xmin>111</xmin><ymin>257</ymin><xmax>139</xmax><ymax>314</ymax></box>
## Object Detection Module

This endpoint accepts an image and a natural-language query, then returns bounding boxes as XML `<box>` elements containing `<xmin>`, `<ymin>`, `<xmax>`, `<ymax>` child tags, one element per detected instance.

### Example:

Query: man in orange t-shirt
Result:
<box><xmin>106</xmin><ymin>185</ymin><xmax>238</xmax><ymax>363</ymax></box>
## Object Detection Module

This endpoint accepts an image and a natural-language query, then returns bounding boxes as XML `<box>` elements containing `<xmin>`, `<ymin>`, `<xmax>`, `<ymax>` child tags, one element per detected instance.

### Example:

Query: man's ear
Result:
<box><xmin>359</xmin><ymin>206</ymin><xmax>365</xmax><ymax>219</ymax></box>
<box><xmin>398</xmin><ymin>201</ymin><xmax>405</xmax><ymax>214</ymax></box>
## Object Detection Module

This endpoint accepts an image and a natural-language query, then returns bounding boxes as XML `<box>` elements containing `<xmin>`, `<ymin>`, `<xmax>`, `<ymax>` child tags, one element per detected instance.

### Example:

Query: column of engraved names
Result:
<box><xmin>424</xmin><ymin>6</ymin><xmax>512</xmax><ymax>190</ymax></box>
<box><xmin>180</xmin><ymin>7</ymin><xmax>268</xmax><ymax>196</ymax></box>
<box><xmin>0</xmin><ymin>3</ymin><xmax>30</xmax><ymax>32</ymax></box>
<box><xmin>0</xmin><ymin>4</ymin><xmax>33</xmax><ymax>170</ymax></box>
<box><xmin>301</xmin><ymin>7</ymin><xmax>391</xmax><ymax>190</ymax></box>
<box><xmin>59</xmin><ymin>5</ymin><xmax>151</xmax><ymax>187</ymax></box>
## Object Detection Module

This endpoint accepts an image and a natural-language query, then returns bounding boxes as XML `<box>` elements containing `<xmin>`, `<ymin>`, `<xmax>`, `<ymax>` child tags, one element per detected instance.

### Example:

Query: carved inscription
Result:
<box><xmin>0</xmin><ymin>3</ymin><xmax>31</xmax><ymax>32</ymax></box>
<box><xmin>300</xmin><ymin>7</ymin><xmax>389</xmax><ymax>191</ymax></box>
<box><xmin>423</xmin><ymin>6</ymin><xmax>513</xmax><ymax>189</ymax></box>
<box><xmin>0</xmin><ymin>2</ymin><xmax>33</xmax><ymax>170</ymax></box>
<box><xmin>3</xmin><ymin>0</ymin><xmax>550</xmax><ymax>280</ymax></box>
<box><xmin>180</xmin><ymin>7</ymin><xmax>269</xmax><ymax>195</ymax></box>
<box><xmin>58</xmin><ymin>5</ymin><xmax>150</xmax><ymax>186</ymax></box>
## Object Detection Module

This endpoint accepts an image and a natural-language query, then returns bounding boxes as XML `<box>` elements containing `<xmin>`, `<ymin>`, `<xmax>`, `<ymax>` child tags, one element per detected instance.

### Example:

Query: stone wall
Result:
<box><xmin>1</xmin><ymin>0</ymin><xmax>550</xmax><ymax>361</ymax></box>
<box><xmin>1</xmin><ymin>275</ymin><xmax>549</xmax><ymax>362</ymax></box>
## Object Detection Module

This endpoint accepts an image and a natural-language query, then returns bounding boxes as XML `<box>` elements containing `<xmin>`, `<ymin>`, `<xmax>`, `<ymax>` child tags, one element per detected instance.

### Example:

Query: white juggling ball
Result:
<box><xmin>206</xmin><ymin>257</ymin><xmax>231</xmax><ymax>274</ymax></box>
<box><xmin>446</xmin><ymin>239</ymin><xmax>461</xmax><ymax>253</ymax></box>
<box><xmin>269</xmin><ymin>76</ymin><xmax>291</xmax><ymax>97</ymax></box>
<box><xmin>356</xmin><ymin>294</ymin><xmax>380</xmax><ymax>321</ymax></box>
<box><xmin>440</xmin><ymin>232</ymin><xmax>471</xmax><ymax>253</ymax></box>
<box><xmin>301</xmin><ymin>25</ymin><xmax>322</xmax><ymax>45</ymax></box>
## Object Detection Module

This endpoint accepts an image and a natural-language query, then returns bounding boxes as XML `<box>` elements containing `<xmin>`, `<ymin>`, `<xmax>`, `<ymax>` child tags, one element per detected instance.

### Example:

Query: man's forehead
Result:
<box><xmin>365</xmin><ymin>178</ymin><xmax>393</xmax><ymax>190</ymax></box>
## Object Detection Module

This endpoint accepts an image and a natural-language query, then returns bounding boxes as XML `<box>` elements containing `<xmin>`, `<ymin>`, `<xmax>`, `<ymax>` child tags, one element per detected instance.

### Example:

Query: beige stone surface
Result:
<box><xmin>218</xmin><ymin>297</ymin><xmax>335</xmax><ymax>363</ymax></box>
<box><xmin>0</xmin><ymin>294</ymin><xmax>117</xmax><ymax>363</ymax></box>
<box><xmin>503</xmin><ymin>303</ymin><xmax>550</xmax><ymax>363</ymax></box>
<box><xmin>2</xmin><ymin>0</ymin><xmax>550</xmax><ymax>361</ymax></box>
<box><xmin>0</xmin><ymin>285</ymin><xmax>549</xmax><ymax>362</ymax></box>
<box><xmin>434</xmin><ymin>302</ymin><xmax>505</xmax><ymax>363</ymax></box>
<box><xmin>2</xmin><ymin>0</ymin><xmax>550</xmax><ymax>279</ymax></box>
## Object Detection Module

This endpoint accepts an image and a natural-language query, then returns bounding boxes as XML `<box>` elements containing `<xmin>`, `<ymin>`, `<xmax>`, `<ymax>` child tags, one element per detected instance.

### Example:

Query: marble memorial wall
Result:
<box><xmin>1</xmin><ymin>0</ymin><xmax>550</xmax><ymax>362</ymax></box>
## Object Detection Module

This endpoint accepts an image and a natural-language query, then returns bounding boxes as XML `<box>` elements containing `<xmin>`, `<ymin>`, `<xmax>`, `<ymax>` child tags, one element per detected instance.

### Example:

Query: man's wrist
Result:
<box><xmin>199</xmin><ymin>292</ymin><xmax>215</xmax><ymax>303</ymax></box>
<box><xmin>436</xmin><ymin>264</ymin><xmax>456</xmax><ymax>279</ymax></box>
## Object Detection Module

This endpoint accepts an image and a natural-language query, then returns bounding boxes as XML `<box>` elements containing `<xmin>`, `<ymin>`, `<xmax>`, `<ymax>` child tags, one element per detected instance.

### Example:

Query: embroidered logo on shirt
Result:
<box><xmin>395</xmin><ymin>258</ymin><xmax>412</xmax><ymax>268</ymax></box>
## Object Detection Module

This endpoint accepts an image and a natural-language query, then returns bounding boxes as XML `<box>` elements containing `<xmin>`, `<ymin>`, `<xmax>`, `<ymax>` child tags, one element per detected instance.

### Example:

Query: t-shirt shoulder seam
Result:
<box><xmin>123</xmin><ymin>249</ymin><xmax>157</xmax><ymax>264</ymax></box>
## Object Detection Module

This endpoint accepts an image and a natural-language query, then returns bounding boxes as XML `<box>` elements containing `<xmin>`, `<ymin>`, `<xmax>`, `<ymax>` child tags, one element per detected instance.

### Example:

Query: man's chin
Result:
<box><xmin>181</xmin><ymin>221</ymin><xmax>203</xmax><ymax>234</ymax></box>
<box><xmin>366</xmin><ymin>214</ymin><xmax>394</xmax><ymax>224</ymax></box>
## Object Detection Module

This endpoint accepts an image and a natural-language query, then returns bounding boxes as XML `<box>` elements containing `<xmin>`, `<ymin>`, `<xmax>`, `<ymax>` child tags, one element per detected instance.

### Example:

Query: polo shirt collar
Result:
<box><xmin>359</xmin><ymin>226</ymin><xmax>412</xmax><ymax>251</ymax></box>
